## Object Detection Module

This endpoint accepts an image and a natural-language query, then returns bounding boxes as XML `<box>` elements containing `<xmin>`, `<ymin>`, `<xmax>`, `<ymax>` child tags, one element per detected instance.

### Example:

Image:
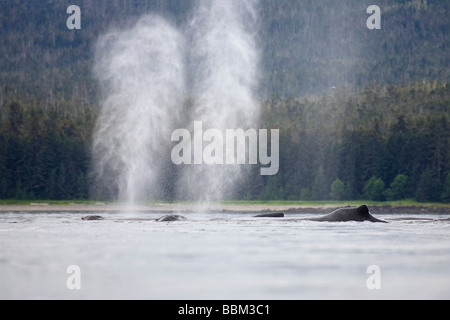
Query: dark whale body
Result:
<box><xmin>156</xmin><ymin>214</ymin><xmax>187</xmax><ymax>222</ymax></box>
<box><xmin>307</xmin><ymin>205</ymin><xmax>387</xmax><ymax>223</ymax></box>
<box><xmin>254</xmin><ymin>212</ymin><xmax>285</xmax><ymax>218</ymax></box>
<box><xmin>80</xmin><ymin>206</ymin><xmax>386</xmax><ymax>223</ymax></box>
<box><xmin>82</xmin><ymin>215</ymin><xmax>104</xmax><ymax>221</ymax></box>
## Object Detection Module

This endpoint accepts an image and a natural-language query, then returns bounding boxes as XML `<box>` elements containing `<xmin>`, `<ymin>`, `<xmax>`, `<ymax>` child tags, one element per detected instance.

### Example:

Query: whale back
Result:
<box><xmin>309</xmin><ymin>205</ymin><xmax>386</xmax><ymax>223</ymax></box>
<box><xmin>156</xmin><ymin>214</ymin><xmax>187</xmax><ymax>222</ymax></box>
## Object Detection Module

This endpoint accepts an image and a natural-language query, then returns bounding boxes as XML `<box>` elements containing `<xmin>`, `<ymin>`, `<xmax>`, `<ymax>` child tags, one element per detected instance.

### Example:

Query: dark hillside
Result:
<box><xmin>0</xmin><ymin>0</ymin><xmax>448</xmax><ymax>101</ymax></box>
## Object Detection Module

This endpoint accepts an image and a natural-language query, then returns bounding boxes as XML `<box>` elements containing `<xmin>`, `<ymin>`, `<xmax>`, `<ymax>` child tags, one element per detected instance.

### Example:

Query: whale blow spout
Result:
<box><xmin>308</xmin><ymin>205</ymin><xmax>387</xmax><ymax>223</ymax></box>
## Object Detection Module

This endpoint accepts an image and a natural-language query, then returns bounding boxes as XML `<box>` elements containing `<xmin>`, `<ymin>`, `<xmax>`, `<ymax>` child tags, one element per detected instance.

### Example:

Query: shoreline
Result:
<box><xmin>1</xmin><ymin>203</ymin><xmax>450</xmax><ymax>214</ymax></box>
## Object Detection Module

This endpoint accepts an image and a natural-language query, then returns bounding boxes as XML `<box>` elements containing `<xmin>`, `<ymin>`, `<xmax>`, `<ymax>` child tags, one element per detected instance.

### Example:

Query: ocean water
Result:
<box><xmin>1</xmin><ymin>211</ymin><xmax>449</xmax><ymax>300</ymax></box>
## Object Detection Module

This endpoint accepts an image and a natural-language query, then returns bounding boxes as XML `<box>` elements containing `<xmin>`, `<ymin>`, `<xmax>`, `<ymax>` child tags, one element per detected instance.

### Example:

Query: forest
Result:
<box><xmin>254</xmin><ymin>80</ymin><xmax>450</xmax><ymax>202</ymax></box>
<box><xmin>1</xmin><ymin>80</ymin><xmax>449</xmax><ymax>202</ymax></box>
<box><xmin>0</xmin><ymin>1</ymin><xmax>449</xmax><ymax>202</ymax></box>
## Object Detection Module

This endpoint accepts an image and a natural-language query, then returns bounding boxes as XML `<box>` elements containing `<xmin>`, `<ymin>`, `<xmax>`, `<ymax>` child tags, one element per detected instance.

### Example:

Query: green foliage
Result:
<box><xmin>256</xmin><ymin>80</ymin><xmax>449</xmax><ymax>202</ymax></box>
<box><xmin>442</xmin><ymin>173</ymin><xmax>450</xmax><ymax>203</ymax></box>
<box><xmin>311</xmin><ymin>166</ymin><xmax>328</xmax><ymax>200</ymax></box>
<box><xmin>259</xmin><ymin>176</ymin><xmax>284</xmax><ymax>201</ymax></box>
<box><xmin>330</xmin><ymin>178</ymin><xmax>346</xmax><ymax>201</ymax></box>
<box><xmin>364</xmin><ymin>177</ymin><xmax>386</xmax><ymax>201</ymax></box>
<box><xmin>1</xmin><ymin>81</ymin><xmax>448</xmax><ymax>202</ymax></box>
<box><xmin>0</xmin><ymin>101</ymin><xmax>94</xmax><ymax>200</ymax></box>
<box><xmin>415</xmin><ymin>168</ymin><xmax>442</xmax><ymax>202</ymax></box>
<box><xmin>385</xmin><ymin>174</ymin><xmax>409</xmax><ymax>201</ymax></box>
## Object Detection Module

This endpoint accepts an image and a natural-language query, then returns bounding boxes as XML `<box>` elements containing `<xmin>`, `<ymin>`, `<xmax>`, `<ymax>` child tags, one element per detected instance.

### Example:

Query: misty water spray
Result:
<box><xmin>92</xmin><ymin>1</ymin><xmax>261</xmax><ymax>205</ymax></box>
<box><xmin>92</xmin><ymin>15</ymin><xmax>186</xmax><ymax>204</ymax></box>
<box><xmin>177</xmin><ymin>0</ymin><xmax>261</xmax><ymax>202</ymax></box>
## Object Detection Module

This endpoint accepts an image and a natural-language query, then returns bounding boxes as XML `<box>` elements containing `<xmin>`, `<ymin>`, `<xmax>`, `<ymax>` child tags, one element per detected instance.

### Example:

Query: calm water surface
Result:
<box><xmin>1</xmin><ymin>211</ymin><xmax>449</xmax><ymax>299</ymax></box>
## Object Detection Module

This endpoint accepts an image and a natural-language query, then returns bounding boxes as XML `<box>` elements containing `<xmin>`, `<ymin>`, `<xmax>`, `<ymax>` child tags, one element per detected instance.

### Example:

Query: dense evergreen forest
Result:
<box><xmin>1</xmin><ymin>81</ymin><xmax>449</xmax><ymax>202</ymax></box>
<box><xmin>254</xmin><ymin>80</ymin><xmax>450</xmax><ymax>202</ymax></box>
<box><xmin>0</xmin><ymin>1</ymin><xmax>449</xmax><ymax>202</ymax></box>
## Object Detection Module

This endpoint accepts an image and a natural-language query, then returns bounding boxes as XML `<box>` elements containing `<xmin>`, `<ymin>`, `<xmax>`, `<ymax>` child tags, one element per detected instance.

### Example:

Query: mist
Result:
<box><xmin>176</xmin><ymin>0</ymin><xmax>261</xmax><ymax>202</ymax></box>
<box><xmin>92</xmin><ymin>1</ymin><xmax>261</xmax><ymax>204</ymax></box>
<box><xmin>92</xmin><ymin>15</ymin><xmax>186</xmax><ymax>203</ymax></box>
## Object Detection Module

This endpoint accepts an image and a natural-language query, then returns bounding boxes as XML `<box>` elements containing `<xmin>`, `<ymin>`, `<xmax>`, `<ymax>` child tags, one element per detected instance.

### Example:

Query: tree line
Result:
<box><xmin>249</xmin><ymin>80</ymin><xmax>450</xmax><ymax>202</ymax></box>
<box><xmin>1</xmin><ymin>80</ymin><xmax>449</xmax><ymax>202</ymax></box>
<box><xmin>0</xmin><ymin>101</ymin><xmax>94</xmax><ymax>200</ymax></box>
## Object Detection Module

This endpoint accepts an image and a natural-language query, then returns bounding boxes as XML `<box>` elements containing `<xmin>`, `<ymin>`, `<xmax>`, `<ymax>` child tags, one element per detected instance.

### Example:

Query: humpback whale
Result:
<box><xmin>80</xmin><ymin>206</ymin><xmax>387</xmax><ymax>223</ymax></box>
<box><xmin>254</xmin><ymin>212</ymin><xmax>285</xmax><ymax>218</ymax></box>
<box><xmin>156</xmin><ymin>214</ymin><xmax>187</xmax><ymax>222</ymax></box>
<box><xmin>307</xmin><ymin>205</ymin><xmax>387</xmax><ymax>223</ymax></box>
<box><xmin>82</xmin><ymin>215</ymin><xmax>104</xmax><ymax>221</ymax></box>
